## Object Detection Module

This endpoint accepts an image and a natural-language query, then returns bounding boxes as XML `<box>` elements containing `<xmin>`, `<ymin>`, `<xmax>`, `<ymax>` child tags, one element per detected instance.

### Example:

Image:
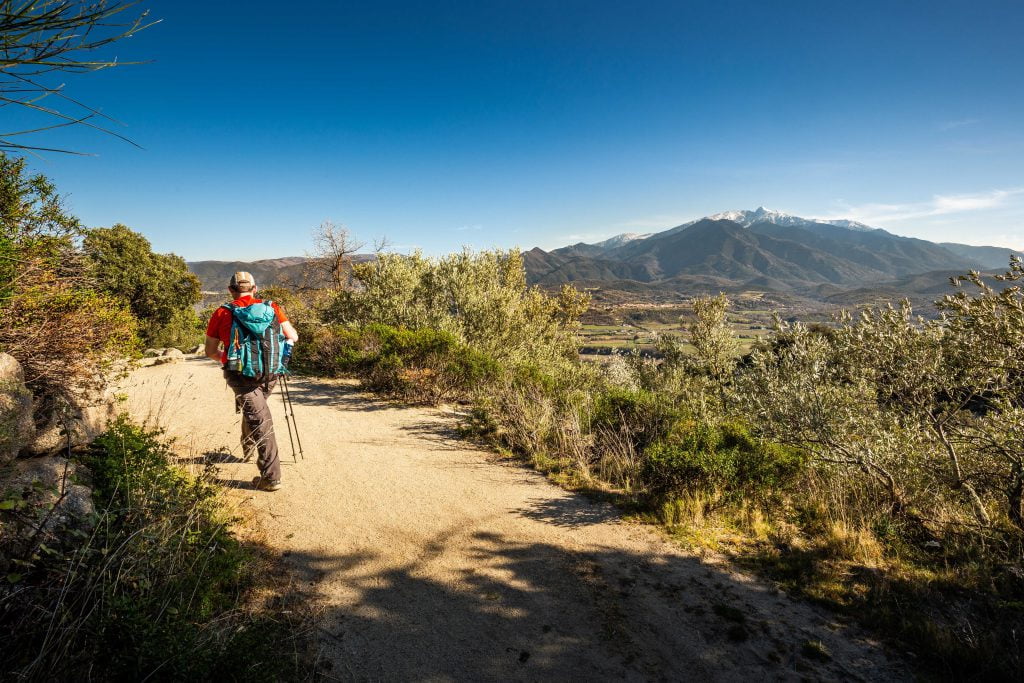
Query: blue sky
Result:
<box><xmin>12</xmin><ymin>0</ymin><xmax>1024</xmax><ymax>259</ymax></box>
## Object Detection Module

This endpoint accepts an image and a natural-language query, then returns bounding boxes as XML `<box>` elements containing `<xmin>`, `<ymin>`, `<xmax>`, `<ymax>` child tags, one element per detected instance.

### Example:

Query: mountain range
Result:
<box><xmin>186</xmin><ymin>208</ymin><xmax>1020</xmax><ymax>301</ymax></box>
<box><xmin>523</xmin><ymin>207</ymin><xmax>1020</xmax><ymax>296</ymax></box>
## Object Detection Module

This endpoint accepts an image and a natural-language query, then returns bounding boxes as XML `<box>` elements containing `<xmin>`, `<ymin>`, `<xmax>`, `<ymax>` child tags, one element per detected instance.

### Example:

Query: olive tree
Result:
<box><xmin>622</xmin><ymin>294</ymin><xmax>738</xmax><ymax>420</ymax></box>
<box><xmin>328</xmin><ymin>248</ymin><xmax>589</xmax><ymax>369</ymax></box>
<box><xmin>737</xmin><ymin>262</ymin><xmax>1024</xmax><ymax>535</ymax></box>
<box><xmin>734</xmin><ymin>320</ymin><xmax>915</xmax><ymax>514</ymax></box>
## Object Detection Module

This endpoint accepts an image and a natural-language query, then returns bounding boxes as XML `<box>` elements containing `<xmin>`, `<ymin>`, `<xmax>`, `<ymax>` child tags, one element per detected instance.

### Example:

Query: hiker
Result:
<box><xmin>204</xmin><ymin>271</ymin><xmax>299</xmax><ymax>492</ymax></box>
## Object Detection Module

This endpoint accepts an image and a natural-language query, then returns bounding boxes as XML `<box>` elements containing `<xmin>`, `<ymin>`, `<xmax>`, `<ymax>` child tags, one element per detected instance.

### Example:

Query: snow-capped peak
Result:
<box><xmin>816</xmin><ymin>218</ymin><xmax>877</xmax><ymax>232</ymax></box>
<box><xmin>593</xmin><ymin>232</ymin><xmax>653</xmax><ymax>249</ymax></box>
<box><xmin>708</xmin><ymin>206</ymin><xmax>789</xmax><ymax>225</ymax></box>
<box><xmin>575</xmin><ymin>208</ymin><xmax>881</xmax><ymax>252</ymax></box>
<box><xmin>705</xmin><ymin>206</ymin><xmax>877</xmax><ymax>231</ymax></box>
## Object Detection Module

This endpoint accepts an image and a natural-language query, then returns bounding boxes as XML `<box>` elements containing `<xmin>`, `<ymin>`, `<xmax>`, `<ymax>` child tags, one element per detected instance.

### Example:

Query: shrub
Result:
<box><xmin>83</xmin><ymin>223</ymin><xmax>202</xmax><ymax>347</ymax></box>
<box><xmin>592</xmin><ymin>388</ymin><xmax>679</xmax><ymax>452</ymax></box>
<box><xmin>292</xmin><ymin>323</ymin><xmax>499</xmax><ymax>404</ymax></box>
<box><xmin>0</xmin><ymin>418</ymin><xmax>307</xmax><ymax>680</ymax></box>
<box><xmin>641</xmin><ymin>420</ymin><xmax>807</xmax><ymax>503</ymax></box>
<box><xmin>472</xmin><ymin>362</ymin><xmax>595</xmax><ymax>468</ymax></box>
<box><xmin>290</xmin><ymin>323</ymin><xmax>365</xmax><ymax>377</ymax></box>
<box><xmin>144</xmin><ymin>306</ymin><xmax>204</xmax><ymax>350</ymax></box>
<box><xmin>326</xmin><ymin>249</ymin><xmax>589</xmax><ymax>374</ymax></box>
<box><xmin>0</xmin><ymin>154</ymin><xmax>139</xmax><ymax>406</ymax></box>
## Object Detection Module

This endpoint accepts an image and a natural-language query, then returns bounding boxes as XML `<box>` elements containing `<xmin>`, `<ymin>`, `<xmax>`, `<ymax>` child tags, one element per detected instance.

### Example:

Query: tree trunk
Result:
<box><xmin>936</xmin><ymin>422</ymin><xmax>991</xmax><ymax>526</ymax></box>
<box><xmin>1008</xmin><ymin>463</ymin><xmax>1024</xmax><ymax>533</ymax></box>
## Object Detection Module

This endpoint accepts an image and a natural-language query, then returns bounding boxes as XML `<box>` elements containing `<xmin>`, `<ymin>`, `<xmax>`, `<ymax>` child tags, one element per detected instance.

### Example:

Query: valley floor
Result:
<box><xmin>123</xmin><ymin>357</ymin><xmax>908</xmax><ymax>681</ymax></box>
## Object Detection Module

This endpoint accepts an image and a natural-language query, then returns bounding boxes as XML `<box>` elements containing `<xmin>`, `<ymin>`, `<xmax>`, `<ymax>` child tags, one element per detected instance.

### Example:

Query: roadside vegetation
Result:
<box><xmin>1</xmin><ymin>419</ymin><xmax>309</xmax><ymax>680</ymax></box>
<box><xmin>292</xmin><ymin>233</ymin><xmax>1024</xmax><ymax>680</ymax></box>
<box><xmin>1</xmin><ymin>154</ymin><xmax>311</xmax><ymax>679</ymax></box>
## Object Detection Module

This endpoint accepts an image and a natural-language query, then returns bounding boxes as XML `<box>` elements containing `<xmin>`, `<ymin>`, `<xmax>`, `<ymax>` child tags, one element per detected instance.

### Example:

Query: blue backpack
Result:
<box><xmin>223</xmin><ymin>300</ymin><xmax>288</xmax><ymax>380</ymax></box>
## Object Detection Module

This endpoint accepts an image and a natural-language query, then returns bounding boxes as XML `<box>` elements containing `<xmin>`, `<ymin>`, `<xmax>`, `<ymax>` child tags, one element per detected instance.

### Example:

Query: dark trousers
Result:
<box><xmin>224</xmin><ymin>371</ymin><xmax>281</xmax><ymax>481</ymax></box>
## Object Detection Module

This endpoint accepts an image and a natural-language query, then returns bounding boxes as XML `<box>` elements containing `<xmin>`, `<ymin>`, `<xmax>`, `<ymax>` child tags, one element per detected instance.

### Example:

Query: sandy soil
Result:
<box><xmin>122</xmin><ymin>356</ymin><xmax>909</xmax><ymax>681</ymax></box>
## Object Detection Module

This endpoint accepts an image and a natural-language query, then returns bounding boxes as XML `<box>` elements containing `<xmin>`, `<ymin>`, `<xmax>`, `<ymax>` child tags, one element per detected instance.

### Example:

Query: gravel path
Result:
<box><xmin>123</xmin><ymin>356</ymin><xmax>909</xmax><ymax>681</ymax></box>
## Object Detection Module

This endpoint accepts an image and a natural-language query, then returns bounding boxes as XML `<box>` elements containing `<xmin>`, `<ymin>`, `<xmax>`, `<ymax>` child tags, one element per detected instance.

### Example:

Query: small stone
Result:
<box><xmin>0</xmin><ymin>353</ymin><xmax>34</xmax><ymax>464</ymax></box>
<box><xmin>4</xmin><ymin>457</ymin><xmax>96</xmax><ymax>530</ymax></box>
<box><xmin>24</xmin><ymin>388</ymin><xmax>118</xmax><ymax>456</ymax></box>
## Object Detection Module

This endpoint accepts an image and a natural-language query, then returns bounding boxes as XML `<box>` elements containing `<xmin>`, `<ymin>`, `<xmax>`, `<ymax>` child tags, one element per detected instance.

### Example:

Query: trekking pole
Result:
<box><xmin>281</xmin><ymin>374</ymin><xmax>305</xmax><ymax>460</ymax></box>
<box><xmin>280</xmin><ymin>377</ymin><xmax>298</xmax><ymax>463</ymax></box>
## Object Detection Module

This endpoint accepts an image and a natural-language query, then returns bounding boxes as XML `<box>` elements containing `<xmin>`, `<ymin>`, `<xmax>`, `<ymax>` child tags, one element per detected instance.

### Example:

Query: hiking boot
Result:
<box><xmin>252</xmin><ymin>476</ymin><xmax>282</xmax><ymax>492</ymax></box>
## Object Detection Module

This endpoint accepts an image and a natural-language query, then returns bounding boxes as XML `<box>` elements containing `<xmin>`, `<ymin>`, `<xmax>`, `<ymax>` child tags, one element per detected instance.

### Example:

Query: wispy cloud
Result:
<box><xmin>614</xmin><ymin>214</ymin><xmax>693</xmax><ymax>230</ymax></box>
<box><xmin>557</xmin><ymin>214</ymin><xmax>691</xmax><ymax>244</ymax></box>
<box><xmin>819</xmin><ymin>187</ymin><xmax>1024</xmax><ymax>225</ymax></box>
<box><xmin>558</xmin><ymin>232</ymin><xmax>616</xmax><ymax>243</ymax></box>
<box><xmin>937</xmin><ymin>118</ymin><xmax>981</xmax><ymax>132</ymax></box>
<box><xmin>454</xmin><ymin>224</ymin><xmax>483</xmax><ymax>232</ymax></box>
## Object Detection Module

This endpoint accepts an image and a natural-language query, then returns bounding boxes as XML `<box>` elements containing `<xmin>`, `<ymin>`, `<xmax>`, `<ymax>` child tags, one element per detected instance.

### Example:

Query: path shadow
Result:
<box><xmin>511</xmin><ymin>496</ymin><xmax>620</xmax><ymax>529</ymax></box>
<box><xmin>399</xmin><ymin>418</ymin><xmax>472</xmax><ymax>452</ymax></box>
<box><xmin>177</xmin><ymin>450</ymin><xmax>249</xmax><ymax>466</ymax></box>
<box><xmin>281</xmin><ymin>379</ymin><xmax>393</xmax><ymax>412</ymax></box>
<box><xmin>281</xmin><ymin>528</ymin><xmax>907</xmax><ymax>682</ymax></box>
<box><xmin>219</xmin><ymin>477</ymin><xmax>257</xmax><ymax>490</ymax></box>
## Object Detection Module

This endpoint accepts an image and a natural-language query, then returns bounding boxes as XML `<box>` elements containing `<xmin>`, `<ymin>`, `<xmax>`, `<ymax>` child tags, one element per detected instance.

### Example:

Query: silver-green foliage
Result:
<box><xmin>622</xmin><ymin>293</ymin><xmax>738</xmax><ymax>421</ymax></box>
<box><xmin>737</xmin><ymin>258</ymin><xmax>1024</xmax><ymax>532</ymax></box>
<box><xmin>328</xmin><ymin>248</ymin><xmax>589</xmax><ymax>370</ymax></box>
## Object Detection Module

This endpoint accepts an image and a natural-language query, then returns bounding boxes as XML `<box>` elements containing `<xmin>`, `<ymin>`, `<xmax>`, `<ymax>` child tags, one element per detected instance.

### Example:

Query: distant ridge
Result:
<box><xmin>186</xmin><ymin>209</ymin><xmax>1022</xmax><ymax>303</ymax></box>
<box><xmin>187</xmin><ymin>256</ymin><xmax>310</xmax><ymax>291</ymax></box>
<box><xmin>525</xmin><ymin>208</ymin><xmax>1022</xmax><ymax>299</ymax></box>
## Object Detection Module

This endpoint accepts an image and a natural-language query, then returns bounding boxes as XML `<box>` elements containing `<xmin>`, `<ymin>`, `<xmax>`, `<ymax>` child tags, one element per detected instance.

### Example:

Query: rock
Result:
<box><xmin>161</xmin><ymin>348</ymin><xmax>184</xmax><ymax>358</ymax></box>
<box><xmin>4</xmin><ymin>456</ymin><xmax>95</xmax><ymax>530</ymax></box>
<box><xmin>24</xmin><ymin>389</ymin><xmax>118</xmax><ymax>456</ymax></box>
<box><xmin>152</xmin><ymin>355</ymin><xmax>183</xmax><ymax>366</ymax></box>
<box><xmin>143</xmin><ymin>348</ymin><xmax>163</xmax><ymax>358</ymax></box>
<box><xmin>192</xmin><ymin>344</ymin><xmax>205</xmax><ymax>355</ymax></box>
<box><xmin>0</xmin><ymin>353</ymin><xmax>35</xmax><ymax>465</ymax></box>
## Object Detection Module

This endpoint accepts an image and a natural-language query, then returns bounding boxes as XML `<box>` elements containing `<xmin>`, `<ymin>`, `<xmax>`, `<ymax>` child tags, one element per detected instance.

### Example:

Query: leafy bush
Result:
<box><xmin>326</xmin><ymin>249</ymin><xmax>589</xmax><ymax>373</ymax></box>
<box><xmin>293</xmin><ymin>323</ymin><xmax>499</xmax><ymax>403</ymax></box>
<box><xmin>642</xmin><ymin>420</ymin><xmax>807</xmax><ymax>503</ymax></box>
<box><xmin>592</xmin><ymin>388</ymin><xmax>679</xmax><ymax>452</ymax></box>
<box><xmin>361</xmin><ymin>324</ymin><xmax>500</xmax><ymax>402</ymax></box>
<box><xmin>83</xmin><ymin>223</ymin><xmax>202</xmax><ymax>347</ymax></box>
<box><xmin>0</xmin><ymin>154</ymin><xmax>138</xmax><ymax>405</ymax></box>
<box><xmin>471</xmin><ymin>361</ymin><xmax>597</xmax><ymax>473</ymax></box>
<box><xmin>144</xmin><ymin>305</ymin><xmax>204</xmax><ymax>350</ymax></box>
<box><xmin>0</xmin><ymin>418</ymin><xmax>308</xmax><ymax>680</ymax></box>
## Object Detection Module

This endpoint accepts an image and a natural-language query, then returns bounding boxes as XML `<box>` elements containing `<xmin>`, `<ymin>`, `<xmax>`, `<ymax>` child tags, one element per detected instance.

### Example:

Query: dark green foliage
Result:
<box><xmin>592</xmin><ymin>388</ymin><xmax>679</xmax><ymax>452</ymax></box>
<box><xmin>642</xmin><ymin>420</ymin><xmax>807</xmax><ymax>502</ymax></box>
<box><xmin>293</xmin><ymin>323</ymin><xmax>499</xmax><ymax>403</ymax></box>
<box><xmin>0</xmin><ymin>418</ymin><xmax>307</xmax><ymax>681</ymax></box>
<box><xmin>83</xmin><ymin>223</ymin><xmax>203</xmax><ymax>347</ymax></box>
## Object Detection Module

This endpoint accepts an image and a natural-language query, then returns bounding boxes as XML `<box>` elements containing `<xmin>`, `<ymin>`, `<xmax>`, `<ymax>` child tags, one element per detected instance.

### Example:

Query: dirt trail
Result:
<box><xmin>123</xmin><ymin>356</ymin><xmax>908</xmax><ymax>681</ymax></box>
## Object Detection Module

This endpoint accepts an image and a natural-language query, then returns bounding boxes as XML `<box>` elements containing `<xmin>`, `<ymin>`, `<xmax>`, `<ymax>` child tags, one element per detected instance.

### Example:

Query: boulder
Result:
<box><xmin>25</xmin><ymin>389</ymin><xmax>118</xmax><ymax>456</ymax></box>
<box><xmin>142</xmin><ymin>348</ymin><xmax>163</xmax><ymax>358</ymax></box>
<box><xmin>191</xmin><ymin>344</ymin><xmax>205</xmax><ymax>355</ymax></box>
<box><xmin>4</xmin><ymin>456</ymin><xmax>95</xmax><ymax>530</ymax></box>
<box><xmin>0</xmin><ymin>353</ymin><xmax>35</xmax><ymax>465</ymax></box>
<box><xmin>161</xmin><ymin>348</ymin><xmax>184</xmax><ymax>358</ymax></box>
